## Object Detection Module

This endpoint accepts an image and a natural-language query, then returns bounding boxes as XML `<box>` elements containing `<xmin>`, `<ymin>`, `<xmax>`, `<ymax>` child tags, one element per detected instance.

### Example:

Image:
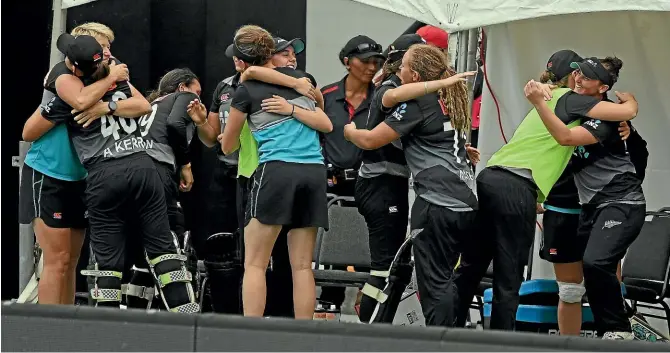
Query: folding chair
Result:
<box><xmin>313</xmin><ymin>196</ymin><xmax>371</xmax><ymax>289</ymax></box>
<box><xmin>622</xmin><ymin>207</ymin><xmax>670</xmax><ymax>333</ymax></box>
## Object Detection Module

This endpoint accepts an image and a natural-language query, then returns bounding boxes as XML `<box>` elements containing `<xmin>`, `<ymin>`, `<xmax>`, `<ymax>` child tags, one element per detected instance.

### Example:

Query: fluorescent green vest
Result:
<box><xmin>487</xmin><ymin>88</ymin><xmax>579</xmax><ymax>203</ymax></box>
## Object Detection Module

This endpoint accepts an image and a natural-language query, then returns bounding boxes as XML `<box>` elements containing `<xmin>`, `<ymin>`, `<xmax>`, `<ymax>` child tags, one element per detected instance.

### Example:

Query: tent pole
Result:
<box><xmin>50</xmin><ymin>0</ymin><xmax>67</xmax><ymax>68</ymax></box>
<box><xmin>17</xmin><ymin>142</ymin><xmax>34</xmax><ymax>296</ymax></box>
<box><xmin>466</xmin><ymin>28</ymin><xmax>479</xmax><ymax>142</ymax></box>
<box><xmin>456</xmin><ymin>30</ymin><xmax>469</xmax><ymax>73</ymax></box>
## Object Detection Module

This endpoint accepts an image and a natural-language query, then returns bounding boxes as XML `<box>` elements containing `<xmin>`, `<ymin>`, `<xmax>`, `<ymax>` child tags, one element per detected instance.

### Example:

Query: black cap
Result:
<box><xmin>387</xmin><ymin>34</ymin><xmax>425</xmax><ymax>62</ymax></box>
<box><xmin>225</xmin><ymin>43</ymin><xmax>235</xmax><ymax>58</ymax></box>
<box><xmin>273</xmin><ymin>37</ymin><xmax>305</xmax><ymax>55</ymax></box>
<box><xmin>546</xmin><ymin>50</ymin><xmax>582</xmax><ymax>81</ymax></box>
<box><xmin>339</xmin><ymin>35</ymin><xmax>385</xmax><ymax>63</ymax></box>
<box><xmin>57</xmin><ymin>33</ymin><xmax>104</xmax><ymax>76</ymax></box>
<box><xmin>570</xmin><ymin>57</ymin><xmax>614</xmax><ymax>87</ymax></box>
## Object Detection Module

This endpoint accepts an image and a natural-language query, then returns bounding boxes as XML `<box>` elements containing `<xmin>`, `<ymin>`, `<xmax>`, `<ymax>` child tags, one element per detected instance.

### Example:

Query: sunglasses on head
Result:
<box><xmin>352</xmin><ymin>43</ymin><xmax>382</xmax><ymax>54</ymax></box>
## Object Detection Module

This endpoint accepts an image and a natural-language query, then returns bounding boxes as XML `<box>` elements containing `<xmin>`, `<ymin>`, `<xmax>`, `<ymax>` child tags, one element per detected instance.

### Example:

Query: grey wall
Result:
<box><xmin>305</xmin><ymin>0</ymin><xmax>414</xmax><ymax>86</ymax></box>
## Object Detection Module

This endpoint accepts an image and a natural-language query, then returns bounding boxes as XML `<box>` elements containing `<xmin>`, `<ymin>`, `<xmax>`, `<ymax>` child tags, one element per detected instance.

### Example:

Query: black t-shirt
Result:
<box><xmin>554</xmin><ymin>91</ymin><xmax>602</xmax><ymax>125</ymax></box>
<box><xmin>359</xmin><ymin>75</ymin><xmax>409</xmax><ymax>178</ymax></box>
<box><xmin>145</xmin><ymin>91</ymin><xmax>198</xmax><ymax>170</ymax></box>
<box><xmin>44</xmin><ymin>61</ymin><xmax>73</xmax><ymax>93</ymax></box>
<box><xmin>572</xmin><ymin>118</ymin><xmax>645</xmax><ymax>205</ymax></box>
<box><xmin>532</xmin><ymin>91</ymin><xmax>600</xmax><ymax>205</ymax></box>
<box><xmin>544</xmin><ymin>159</ymin><xmax>580</xmax><ymax>209</ymax></box>
<box><xmin>231</xmin><ymin>67</ymin><xmax>317</xmax><ymax>114</ymax></box>
<box><xmin>384</xmin><ymin>93</ymin><xmax>477</xmax><ymax>211</ymax></box>
<box><xmin>230</xmin><ymin>67</ymin><xmax>323</xmax><ymax>165</ymax></box>
<box><xmin>42</xmin><ymin>80</ymin><xmax>151</xmax><ymax>167</ymax></box>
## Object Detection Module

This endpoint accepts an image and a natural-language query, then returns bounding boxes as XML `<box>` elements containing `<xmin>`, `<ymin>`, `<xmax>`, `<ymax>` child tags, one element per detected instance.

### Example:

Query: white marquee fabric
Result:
<box><xmin>352</xmin><ymin>0</ymin><xmax>670</xmax><ymax>32</ymax></box>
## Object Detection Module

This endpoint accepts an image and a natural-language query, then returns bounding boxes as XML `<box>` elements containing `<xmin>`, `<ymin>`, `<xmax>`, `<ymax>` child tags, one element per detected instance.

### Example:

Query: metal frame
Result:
<box><xmin>624</xmin><ymin>208</ymin><xmax>670</xmax><ymax>333</ymax></box>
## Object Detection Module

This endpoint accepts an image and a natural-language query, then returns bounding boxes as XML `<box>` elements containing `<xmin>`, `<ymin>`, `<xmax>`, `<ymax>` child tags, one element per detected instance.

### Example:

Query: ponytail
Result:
<box><xmin>539</xmin><ymin>69</ymin><xmax>570</xmax><ymax>88</ymax></box>
<box><xmin>380</xmin><ymin>57</ymin><xmax>402</xmax><ymax>83</ymax></box>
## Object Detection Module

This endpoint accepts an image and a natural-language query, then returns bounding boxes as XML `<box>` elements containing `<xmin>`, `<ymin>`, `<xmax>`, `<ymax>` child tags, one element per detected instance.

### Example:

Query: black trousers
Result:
<box><xmin>237</xmin><ymin>176</ymin><xmax>294</xmax><ymax>317</ymax></box>
<box><xmin>85</xmin><ymin>154</ymin><xmax>176</xmax><ymax>284</ymax></box>
<box><xmin>411</xmin><ymin>197</ymin><xmax>477</xmax><ymax>326</ymax></box>
<box><xmin>445</xmin><ymin>167</ymin><xmax>537</xmax><ymax>330</ymax></box>
<box><xmin>580</xmin><ymin>202</ymin><xmax>646</xmax><ymax>335</ymax></box>
<box><xmin>355</xmin><ymin>174</ymin><xmax>410</xmax><ymax>322</ymax></box>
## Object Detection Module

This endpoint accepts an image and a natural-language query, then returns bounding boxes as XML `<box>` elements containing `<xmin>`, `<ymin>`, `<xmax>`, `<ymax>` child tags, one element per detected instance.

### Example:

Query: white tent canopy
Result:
<box><xmin>352</xmin><ymin>0</ymin><xmax>670</xmax><ymax>32</ymax></box>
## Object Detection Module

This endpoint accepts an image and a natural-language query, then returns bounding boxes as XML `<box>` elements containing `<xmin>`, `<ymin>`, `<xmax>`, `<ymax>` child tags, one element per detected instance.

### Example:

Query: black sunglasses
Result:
<box><xmin>352</xmin><ymin>43</ymin><xmax>382</xmax><ymax>54</ymax></box>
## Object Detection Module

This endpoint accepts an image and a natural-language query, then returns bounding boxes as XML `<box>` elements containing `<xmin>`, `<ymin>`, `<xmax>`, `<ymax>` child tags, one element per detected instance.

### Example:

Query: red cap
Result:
<box><xmin>416</xmin><ymin>25</ymin><xmax>449</xmax><ymax>50</ymax></box>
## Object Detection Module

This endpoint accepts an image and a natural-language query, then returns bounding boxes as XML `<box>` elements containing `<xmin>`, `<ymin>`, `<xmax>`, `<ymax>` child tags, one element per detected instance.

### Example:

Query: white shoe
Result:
<box><xmin>602</xmin><ymin>331</ymin><xmax>634</xmax><ymax>340</ymax></box>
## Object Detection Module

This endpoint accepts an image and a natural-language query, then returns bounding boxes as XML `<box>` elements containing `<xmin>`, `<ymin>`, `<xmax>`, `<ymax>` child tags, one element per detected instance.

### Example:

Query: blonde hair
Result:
<box><xmin>406</xmin><ymin>44</ymin><xmax>470</xmax><ymax>132</ymax></box>
<box><xmin>234</xmin><ymin>25</ymin><xmax>275</xmax><ymax>64</ymax></box>
<box><xmin>71</xmin><ymin>22</ymin><xmax>115</xmax><ymax>42</ymax></box>
<box><xmin>539</xmin><ymin>70</ymin><xmax>569</xmax><ymax>88</ymax></box>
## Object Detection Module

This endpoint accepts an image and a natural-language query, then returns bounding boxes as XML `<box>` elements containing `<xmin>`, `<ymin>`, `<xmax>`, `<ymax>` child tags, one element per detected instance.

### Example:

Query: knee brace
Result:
<box><xmin>81</xmin><ymin>265</ymin><xmax>123</xmax><ymax>307</ymax></box>
<box><xmin>145</xmin><ymin>252</ymin><xmax>200</xmax><ymax>314</ymax></box>
<box><xmin>557</xmin><ymin>281</ymin><xmax>586</xmax><ymax>304</ymax></box>
<box><xmin>363</xmin><ymin>237</ymin><xmax>415</xmax><ymax>324</ymax></box>
<box><xmin>123</xmin><ymin>266</ymin><xmax>157</xmax><ymax>310</ymax></box>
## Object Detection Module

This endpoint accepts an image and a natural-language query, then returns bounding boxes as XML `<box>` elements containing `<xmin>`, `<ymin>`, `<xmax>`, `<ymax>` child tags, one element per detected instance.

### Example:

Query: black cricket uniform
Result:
<box><xmin>355</xmin><ymin>75</ymin><xmax>411</xmax><ymax>322</ymax></box>
<box><xmin>19</xmin><ymin>62</ymin><xmax>87</xmax><ymax>229</ymax></box>
<box><xmin>540</xmin><ymin>160</ymin><xmax>582</xmax><ymax>263</ymax></box>
<box><xmin>573</xmin><ymin>118</ymin><xmax>646</xmax><ymax>336</ymax></box>
<box><xmin>384</xmin><ymin>93</ymin><xmax>478</xmax><ymax>327</ymax></box>
<box><xmin>231</xmin><ymin>67</ymin><xmax>328</xmax><ymax>230</ymax></box>
<box><xmin>143</xmin><ymin>91</ymin><xmax>199</xmax><ymax>235</ymax></box>
<box><xmin>321</xmin><ymin>76</ymin><xmax>375</xmax><ymax>197</ymax></box>
<box><xmin>206</xmin><ymin>75</ymin><xmax>241</xmax><ymax>237</ymax></box>
<box><xmin>42</xmin><ymin>79</ymin><xmax>177</xmax><ymax>287</ymax></box>
<box><xmin>449</xmin><ymin>91</ymin><xmax>601</xmax><ymax>330</ymax></box>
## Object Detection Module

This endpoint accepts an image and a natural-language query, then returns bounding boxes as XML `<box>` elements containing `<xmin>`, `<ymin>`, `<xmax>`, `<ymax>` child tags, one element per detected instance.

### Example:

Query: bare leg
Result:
<box><xmin>242</xmin><ymin>218</ymin><xmax>281</xmax><ymax>317</ymax></box>
<box><xmin>554</xmin><ymin>261</ymin><xmax>584</xmax><ymax>335</ymax></box>
<box><xmin>33</xmin><ymin>219</ymin><xmax>79</xmax><ymax>305</ymax></box>
<box><xmin>62</xmin><ymin>228</ymin><xmax>85</xmax><ymax>304</ymax></box>
<box><xmin>287</xmin><ymin>227</ymin><xmax>317</xmax><ymax>320</ymax></box>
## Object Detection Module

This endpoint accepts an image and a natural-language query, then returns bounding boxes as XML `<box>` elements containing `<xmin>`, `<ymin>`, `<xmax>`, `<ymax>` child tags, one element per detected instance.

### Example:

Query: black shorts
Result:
<box><xmin>246</xmin><ymin>161</ymin><xmax>328</xmax><ymax>229</ymax></box>
<box><xmin>19</xmin><ymin>163</ymin><xmax>87</xmax><ymax>229</ymax></box>
<box><xmin>540</xmin><ymin>209</ymin><xmax>582</xmax><ymax>263</ymax></box>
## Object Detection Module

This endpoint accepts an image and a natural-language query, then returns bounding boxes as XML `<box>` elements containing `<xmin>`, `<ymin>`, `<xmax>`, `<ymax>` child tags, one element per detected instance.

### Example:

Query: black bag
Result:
<box><xmin>625</xmin><ymin>122</ymin><xmax>649</xmax><ymax>181</ymax></box>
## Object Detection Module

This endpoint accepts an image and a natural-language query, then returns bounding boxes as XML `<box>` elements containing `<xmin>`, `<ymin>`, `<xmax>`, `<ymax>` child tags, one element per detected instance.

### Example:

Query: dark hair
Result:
<box><xmin>539</xmin><ymin>69</ymin><xmax>570</xmax><ymax>88</ymax></box>
<box><xmin>379</xmin><ymin>57</ymin><xmax>402</xmax><ymax>82</ymax></box>
<box><xmin>147</xmin><ymin>68</ymin><xmax>199</xmax><ymax>102</ymax></box>
<box><xmin>234</xmin><ymin>25</ymin><xmax>275</xmax><ymax>65</ymax></box>
<box><xmin>599</xmin><ymin>56</ymin><xmax>623</xmax><ymax>87</ymax></box>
